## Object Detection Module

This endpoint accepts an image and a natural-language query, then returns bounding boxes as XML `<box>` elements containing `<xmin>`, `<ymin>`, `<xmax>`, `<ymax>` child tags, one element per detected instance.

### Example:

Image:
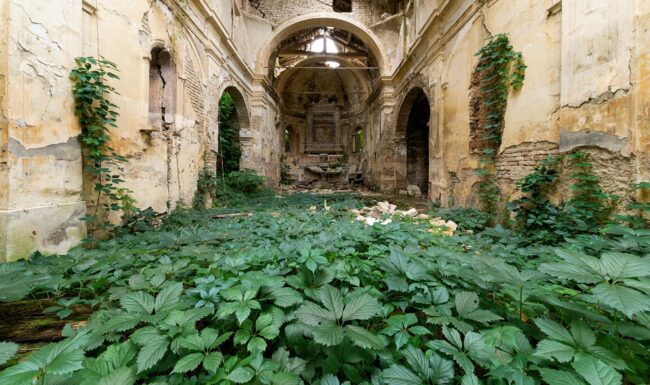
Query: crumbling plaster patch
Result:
<box><xmin>559</xmin><ymin>129</ymin><xmax>631</xmax><ymax>156</ymax></box>
<box><xmin>8</xmin><ymin>137</ymin><xmax>81</xmax><ymax>162</ymax></box>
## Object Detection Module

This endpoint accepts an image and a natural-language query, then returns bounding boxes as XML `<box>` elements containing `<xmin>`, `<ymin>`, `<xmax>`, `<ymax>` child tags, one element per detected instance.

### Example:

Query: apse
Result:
<box><xmin>269</xmin><ymin>27</ymin><xmax>379</xmax><ymax>185</ymax></box>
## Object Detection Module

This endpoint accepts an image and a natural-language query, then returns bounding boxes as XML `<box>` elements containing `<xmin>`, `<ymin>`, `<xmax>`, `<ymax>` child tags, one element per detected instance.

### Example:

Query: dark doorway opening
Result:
<box><xmin>405</xmin><ymin>90</ymin><xmax>430</xmax><ymax>194</ymax></box>
<box><xmin>218</xmin><ymin>91</ymin><xmax>242</xmax><ymax>174</ymax></box>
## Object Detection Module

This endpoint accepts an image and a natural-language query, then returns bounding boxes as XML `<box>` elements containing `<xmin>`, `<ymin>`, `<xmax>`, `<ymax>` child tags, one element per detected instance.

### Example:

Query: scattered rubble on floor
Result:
<box><xmin>351</xmin><ymin>201</ymin><xmax>458</xmax><ymax>236</ymax></box>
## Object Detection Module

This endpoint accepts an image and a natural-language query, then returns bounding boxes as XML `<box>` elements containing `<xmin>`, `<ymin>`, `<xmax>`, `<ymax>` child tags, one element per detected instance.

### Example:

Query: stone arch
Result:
<box><xmin>393</xmin><ymin>76</ymin><xmax>434</xmax><ymax>194</ymax></box>
<box><xmin>148</xmin><ymin>45</ymin><xmax>176</xmax><ymax>130</ymax></box>
<box><xmin>213</xmin><ymin>85</ymin><xmax>251</xmax><ymax>172</ymax></box>
<box><xmin>254</xmin><ymin>12</ymin><xmax>392</xmax><ymax>77</ymax></box>
<box><xmin>220</xmin><ymin>85</ymin><xmax>251</xmax><ymax>134</ymax></box>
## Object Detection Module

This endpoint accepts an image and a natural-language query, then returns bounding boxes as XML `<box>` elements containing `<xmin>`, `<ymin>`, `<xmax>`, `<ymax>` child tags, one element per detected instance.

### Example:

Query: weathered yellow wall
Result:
<box><xmin>368</xmin><ymin>0</ymin><xmax>649</xmax><ymax>208</ymax></box>
<box><xmin>0</xmin><ymin>0</ymin><xmax>86</xmax><ymax>262</ymax></box>
<box><xmin>0</xmin><ymin>0</ymin><xmax>280</xmax><ymax>261</ymax></box>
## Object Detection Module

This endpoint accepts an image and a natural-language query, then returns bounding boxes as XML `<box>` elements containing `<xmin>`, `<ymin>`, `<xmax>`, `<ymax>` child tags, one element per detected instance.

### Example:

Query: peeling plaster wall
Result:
<box><xmin>0</xmin><ymin>0</ymin><xmax>86</xmax><ymax>262</ymax></box>
<box><xmin>371</xmin><ymin>0</ymin><xmax>649</xmax><ymax>208</ymax></box>
<box><xmin>0</xmin><ymin>0</ymin><xmax>279</xmax><ymax>261</ymax></box>
<box><xmin>637</xmin><ymin>0</ymin><xmax>650</xmax><ymax>182</ymax></box>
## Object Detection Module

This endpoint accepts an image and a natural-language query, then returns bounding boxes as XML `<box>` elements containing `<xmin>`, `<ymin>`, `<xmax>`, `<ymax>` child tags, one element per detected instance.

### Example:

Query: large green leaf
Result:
<box><xmin>154</xmin><ymin>282</ymin><xmax>183</xmax><ymax>313</ymax></box>
<box><xmin>172</xmin><ymin>353</ymin><xmax>204</xmax><ymax>373</ymax></box>
<box><xmin>572</xmin><ymin>354</ymin><xmax>622</xmax><ymax>385</ymax></box>
<box><xmin>312</xmin><ymin>323</ymin><xmax>345</xmax><ymax>346</ymax></box>
<box><xmin>227</xmin><ymin>367</ymin><xmax>255</xmax><ymax>383</ymax></box>
<box><xmin>429</xmin><ymin>353</ymin><xmax>454</xmax><ymax>384</ymax></box>
<box><xmin>30</xmin><ymin>341</ymin><xmax>84</xmax><ymax>376</ymax></box>
<box><xmin>455</xmin><ymin>292</ymin><xmax>480</xmax><ymax>316</ymax></box>
<box><xmin>295</xmin><ymin>301</ymin><xmax>335</xmax><ymax>326</ymax></box>
<box><xmin>97</xmin><ymin>367</ymin><xmax>136</xmax><ymax>385</ymax></box>
<box><xmin>203</xmin><ymin>351</ymin><xmax>223</xmax><ymax>373</ymax></box>
<box><xmin>271</xmin><ymin>287</ymin><xmax>304</xmax><ymax>308</ymax></box>
<box><xmin>600</xmin><ymin>252</ymin><xmax>650</xmax><ymax>279</ymax></box>
<box><xmin>534</xmin><ymin>340</ymin><xmax>575</xmax><ymax>362</ymax></box>
<box><xmin>585</xmin><ymin>346</ymin><xmax>626</xmax><ymax>370</ymax></box>
<box><xmin>402</xmin><ymin>346</ymin><xmax>430</xmax><ymax>377</ymax></box>
<box><xmin>247</xmin><ymin>337</ymin><xmax>267</xmax><ymax>353</ymax></box>
<box><xmin>235</xmin><ymin>303</ymin><xmax>253</xmax><ymax>324</ymax></box>
<box><xmin>120</xmin><ymin>292</ymin><xmax>155</xmax><ymax>314</ymax></box>
<box><xmin>344</xmin><ymin>325</ymin><xmax>384</xmax><ymax>350</ymax></box>
<box><xmin>272</xmin><ymin>372</ymin><xmax>301</xmax><ymax>385</ymax></box>
<box><xmin>320</xmin><ymin>374</ymin><xmax>340</xmax><ymax>385</ymax></box>
<box><xmin>382</xmin><ymin>364</ymin><xmax>423</xmax><ymax>385</ymax></box>
<box><xmin>135</xmin><ymin>335</ymin><xmax>168</xmax><ymax>373</ymax></box>
<box><xmin>319</xmin><ymin>285</ymin><xmax>345</xmax><ymax>320</ymax></box>
<box><xmin>570</xmin><ymin>321</ymin><xmax>596</xmax><ymax>348</ymax></box>
<box><xmin>591</xmin><ymin>284</ymin><xmax>650</xmax><ymax>317</ymax></box>
<box><xmin>534</xmin><ymin>319</ymin><xmax>574</xmax><ymax>344</ymax></box>
<box><xmin>0</xmin><ymin>362</ymin><xmax>40</xmax><ymax>385</ymax></box>
<box><xmin>98</xmin><ymin>313</ymin><xmax>144</xmax><ymax>333</ymax></box>
<box><xmin>539</xmin><ymin>368</ymin><xmax>587</xmax><ymax>385</ymax></box>
<box><xmin>0</xmin><ymin>342</ymin><xmax>19</xmax><ymax>366</ymax></box>
<box><xmin>461</xmin><ymin>374</ymin><xmax>483</xmax><ymax>385</ymax></box>
<box><xmin>342</xmin><ymin>293</ymin><xmax>380</xmax><ymax>321</ymax></box>
<box><xmin>541</xmin><ymin>249</ymin><xmax>602</xmax><ymax>283</ymax></box>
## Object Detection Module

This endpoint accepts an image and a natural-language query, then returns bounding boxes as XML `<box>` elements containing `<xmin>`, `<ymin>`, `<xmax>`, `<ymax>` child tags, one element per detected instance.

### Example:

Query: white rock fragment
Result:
<box><xmin>376</xmin><ymin>201</ymin><xmax>396</xmax><ymax>214</ymax></box>
<box><xmin>429</xmin><ymin>217</ymin><xmax>458</xmax><ymax>236</ymax></box>
<box><xmin>365</xmin><ymin>217</ymin><xmax>378</xmax><ymax>226</ymax></box>
<box><xmin>403</xmin><ymin>208</ymin><xmax>418</xmax><ymax>217</ymax></box>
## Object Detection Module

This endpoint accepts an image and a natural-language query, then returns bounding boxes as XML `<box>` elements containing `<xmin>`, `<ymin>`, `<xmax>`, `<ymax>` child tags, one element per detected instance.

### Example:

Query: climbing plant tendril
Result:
<box><xmin>71</xmin><ymin>57</ymin><xmax>131</xmax><ymax>240</ymax></box>
<box><xmin>474</xmin><ymin>34</ymin><xmax>526</xmax><ymax>216</ymax></box>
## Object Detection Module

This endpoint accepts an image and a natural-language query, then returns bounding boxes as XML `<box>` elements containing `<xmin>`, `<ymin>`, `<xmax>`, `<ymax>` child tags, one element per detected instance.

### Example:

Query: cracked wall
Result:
<box><xmin>0</xmin><ymin>0</ymin><xmax>85</xmax><ymax>262</ymax></box>
<box><xmin>0</xmin><ymin>0</ymin><xmax>279</xmax><ymax>261</ymax></box>
<box><xmin>369</xmin><ymin>0</ymin><xmax>648</xmax><ymax>208</ymax></box>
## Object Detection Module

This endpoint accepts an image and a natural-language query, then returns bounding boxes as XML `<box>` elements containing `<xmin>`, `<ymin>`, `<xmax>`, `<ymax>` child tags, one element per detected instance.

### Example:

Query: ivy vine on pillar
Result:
<box><xmin>474</xmin><ymin>34</ymin><xmax>526</xmax><ymax>216</ymax></box>
<box><xmin>70</xmin><ymin>57</ymin><xmax>132</xmax><ymax>241</ymax></box>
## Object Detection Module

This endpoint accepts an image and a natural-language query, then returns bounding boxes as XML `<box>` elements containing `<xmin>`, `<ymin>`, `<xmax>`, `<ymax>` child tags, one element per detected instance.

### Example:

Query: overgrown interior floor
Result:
<box><xmin>0</xmin><ymin>192</ymin><xmax>648</xmax><ymax>384</ymax></box>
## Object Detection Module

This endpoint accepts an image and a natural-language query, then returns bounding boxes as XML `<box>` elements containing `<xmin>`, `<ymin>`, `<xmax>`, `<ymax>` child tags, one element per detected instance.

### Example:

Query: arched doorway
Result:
<box><xmin>217</xmin><ymin>87</ymin><xmax>249</xmax><ymax>174</ymax></box>
<box><xmin>397</xmin><ymin>87</ymin><xmax>431</xmax><ymax>195</ymax></box>
<box><xmin>267</xmin><ymin>24</ymin><xmax>378</xmax><ymax>185</ymax></box>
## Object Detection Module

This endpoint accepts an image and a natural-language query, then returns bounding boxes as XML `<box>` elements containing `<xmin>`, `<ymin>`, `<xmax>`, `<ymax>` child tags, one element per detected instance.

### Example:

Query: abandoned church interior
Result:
<box><xmin>5</xmin><ymin>0</ymin><xmax>650</xmax><ymax>260</ymax></box>
<box><xmin>0</xmin><ymin>0</ymin><xmax>649</xmax><ymax>261</ymax></box>
<box><xmin>2</xmin><ymin>1</ymin><xmax>650</xmax><ymax>384</ymax></box>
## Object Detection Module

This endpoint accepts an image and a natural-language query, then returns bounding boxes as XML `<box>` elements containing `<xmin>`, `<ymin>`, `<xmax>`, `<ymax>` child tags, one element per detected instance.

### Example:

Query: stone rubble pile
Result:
<box><xmin>351</xmin><ymin>201</ymin><xmax>458</xmax><ymax>236</ymax></box>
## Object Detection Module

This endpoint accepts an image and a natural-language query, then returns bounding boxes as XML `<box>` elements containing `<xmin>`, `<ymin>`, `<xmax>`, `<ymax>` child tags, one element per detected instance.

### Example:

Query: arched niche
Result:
<box><xmin>149</xmin><ymin>46</ymin><xmax>176</xmax><ymax>130</ymax></box>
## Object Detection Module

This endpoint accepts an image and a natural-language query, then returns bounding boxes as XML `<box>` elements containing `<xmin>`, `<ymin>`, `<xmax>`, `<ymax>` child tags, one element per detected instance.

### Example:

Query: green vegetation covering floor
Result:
<box><xmin>0</xmin><ymin>193</ymin><xmax>649</xmax><ymax>385</ymax></box>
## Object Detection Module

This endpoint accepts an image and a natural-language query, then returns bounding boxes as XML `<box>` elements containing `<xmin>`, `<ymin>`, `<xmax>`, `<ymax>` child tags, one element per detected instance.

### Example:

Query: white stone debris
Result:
<box><xmin>351</xmin><ymin>201</ymin><xmax>457</xmax><ymax>236</ymax></box>
<box><xmin>404</xmin><ymin>208</ymin><xmax>418</xmax><ymax>217</ymax></box>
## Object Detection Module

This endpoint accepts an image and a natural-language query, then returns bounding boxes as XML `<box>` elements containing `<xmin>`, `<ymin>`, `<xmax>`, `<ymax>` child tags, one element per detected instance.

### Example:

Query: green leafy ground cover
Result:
<box><xmin>0</xmin><ymin>193</ymin><xmax>649</xmax><ymax>385</ymax></box>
